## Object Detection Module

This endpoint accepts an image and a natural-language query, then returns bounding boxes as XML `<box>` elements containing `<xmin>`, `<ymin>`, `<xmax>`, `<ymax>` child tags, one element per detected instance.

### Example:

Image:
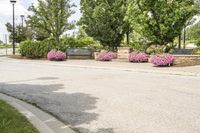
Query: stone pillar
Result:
<box><xmin>117</xmin><ymin>47</ymin><xmax>131</xmax><ymax>59</ymax></box>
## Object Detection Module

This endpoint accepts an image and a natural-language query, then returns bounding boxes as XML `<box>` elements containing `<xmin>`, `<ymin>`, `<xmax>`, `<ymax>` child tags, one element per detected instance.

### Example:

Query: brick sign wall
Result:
<box><xmin>117</xmin><ymin>47</ymin><xmax>131</xmax><ymax>59</ymax></box>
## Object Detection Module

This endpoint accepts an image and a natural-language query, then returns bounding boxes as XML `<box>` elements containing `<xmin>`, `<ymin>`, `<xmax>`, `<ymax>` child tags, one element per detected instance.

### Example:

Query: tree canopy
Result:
<box><xmin>27</xmin><ymin>0</ymin><xmax>75</xmax><ymax>43</ymax></box>
<box><xmin>80</xmin><ymin>0</ymin><xmax>129</xmax><ymax>50</ymax></box>
<box><xmin>187</xmin><ymin>20</ymin><xmax>200</xmax><ymax>40</ymax></box>
<box><xmin>127</xmin><ymin>0</ymin><xmax>200</xmax><ymax>46</ymax></box>
<box><xmin>5</xmin><ymin>22</ymin><xmax>32</xmax><ymax>44</ymax></box>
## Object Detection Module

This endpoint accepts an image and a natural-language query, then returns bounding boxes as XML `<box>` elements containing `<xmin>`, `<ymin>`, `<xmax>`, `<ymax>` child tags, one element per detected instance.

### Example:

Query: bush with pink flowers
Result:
<box><xmin>128</xmin><ymin>52</ymin><xmax>149</xmax><ymax>62</ymax></box>
<box><xmin>47</xmin><ymin>50</ymin><xmax>66</xmax><ymax>61</ymax></box>
<box><xmin>108</xmin><ymin>51</ymin><xmax>117</xmax><ymax>59</ymax></box>
<box><xmin>150</xmin><ymin>54</ymin><xmax>174</xmax><ymax>66</ymax></box>
<box><xmin>97</xmin><ymin>52</ymin><xmax>116</xmax><ymax>61</ymax></box>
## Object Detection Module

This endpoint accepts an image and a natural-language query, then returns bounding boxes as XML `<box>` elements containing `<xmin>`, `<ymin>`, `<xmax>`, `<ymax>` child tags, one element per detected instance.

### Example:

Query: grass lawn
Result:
<box><xmin>0</xmin><ymin>45</ymin><xmax>19</xmax><ymax>49</ymax></box>
<box><xmin>0</xmin><ymin>100</ymin><xmax>39</xmax><ymax>133</ymax></box>
<box><xmin>0</xmin><ymin>45</ymin><xmax>13</xmax><ymax>49</ymax></box>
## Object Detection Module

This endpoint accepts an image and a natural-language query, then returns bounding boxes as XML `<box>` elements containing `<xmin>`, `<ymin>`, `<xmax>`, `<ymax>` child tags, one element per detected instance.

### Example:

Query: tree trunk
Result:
<box><xmin>126</xmin><ymin>31</ymin><xmax>129</xmax><ymax>45</ymax></box>
<box><xmin>55</xmin><ymin>35</ymin><xmax>60</xmax><ymax>50</ymax></box>
<box><xmin>183</xmin><ymin>28</ymin><xmax>186</xmax><ymax>49</ymax></box>
<box><xmin>178</xmin><ymin>34</ymin><xmax>181</xmax><ymax>49</ymax></box>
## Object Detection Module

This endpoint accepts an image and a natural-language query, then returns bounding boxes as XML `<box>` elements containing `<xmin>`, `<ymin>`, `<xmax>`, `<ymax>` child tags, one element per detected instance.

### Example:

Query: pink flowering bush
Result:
<box><xmin>97</xmin><ymin>52</ymin><xmax>116</xmax><ymax>61</ymax></box>
<box><xmin>108</xmin><ymin>51</ymin><xmax>117</xmax><ymax>59</ymax></box>
<box><xmin>150</xmin><ymin>54</ymin><xmax>175</xmax><ymax>66</ymax></box>
<box><xmin>47</xmin><ymin>50</ymin><xmax>66</xmax><ymax>61</ymax></box>
<box><xmin>128</xmin><ymin>52</ymin><xmax>149</xmax><ymax>62</ymax></box>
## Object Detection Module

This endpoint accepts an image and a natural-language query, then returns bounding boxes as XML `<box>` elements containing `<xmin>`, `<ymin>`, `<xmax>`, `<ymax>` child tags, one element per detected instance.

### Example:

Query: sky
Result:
<box><xmin>0</xmin><ymin>0</ymin><xmax>81</xmax><ymax>37</ymax></box>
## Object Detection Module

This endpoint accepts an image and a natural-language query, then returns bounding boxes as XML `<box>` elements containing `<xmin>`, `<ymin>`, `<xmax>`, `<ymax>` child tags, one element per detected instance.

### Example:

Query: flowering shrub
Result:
<box><xmin>128</xmin><ymin>52</ymin><xmax>149</xmax><ymax>62</ymax></box>
<box><xmin>150</xmin><ymin>54</ymin><xmax>174</xmax><ymax>66</ymax></box>
<box><xmin>108</xmin><ymin>51</ymin><xmax>117</xmax><ymax>59</ymax></box>
<box><xmin>47</xmin><ymin>50</ymin><xmax>66</xmax><ymax>61</ymax></box>
<box><xmin>97</xmin><ymin>52</ymin><xmax>116</xmax><ymax>61</ymax></box>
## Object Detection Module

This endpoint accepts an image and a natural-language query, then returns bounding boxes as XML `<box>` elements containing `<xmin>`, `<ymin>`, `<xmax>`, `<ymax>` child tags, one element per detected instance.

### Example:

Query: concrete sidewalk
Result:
<box><xmin>0</xmin><ymin>93</ymin><xmax>75</xmax><ymax>133</ymax></box>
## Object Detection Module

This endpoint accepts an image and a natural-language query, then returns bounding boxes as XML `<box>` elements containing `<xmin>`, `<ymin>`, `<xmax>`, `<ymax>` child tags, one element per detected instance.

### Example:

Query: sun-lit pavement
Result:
<box><xmin>1</xmin><ymin>57</ymin><xmax>200</xmax><ymax>133</ymax></box>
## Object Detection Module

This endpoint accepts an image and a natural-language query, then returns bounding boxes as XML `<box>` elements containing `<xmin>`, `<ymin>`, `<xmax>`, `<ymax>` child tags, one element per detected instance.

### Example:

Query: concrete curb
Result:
<box><xmin>0</xmin><ymin>93</ymin><xmax>75</xmax><ymax>133</ymax></box>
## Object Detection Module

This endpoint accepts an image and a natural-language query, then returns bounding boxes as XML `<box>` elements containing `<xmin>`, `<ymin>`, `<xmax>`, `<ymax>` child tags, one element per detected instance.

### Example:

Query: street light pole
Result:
<box><xmin>20</xmin><ymin>15</ymin><xmax>24</xmax><ymax>27</ymax></box>
<box><xmin>20</xmin><ymin>15</ymin><xmax>24</xmax><ymax>37</ymax></box>
<box><xmin>10</xmin><ymin>0</ymin><xmax>17</xmax><ymax>55</ymax></box>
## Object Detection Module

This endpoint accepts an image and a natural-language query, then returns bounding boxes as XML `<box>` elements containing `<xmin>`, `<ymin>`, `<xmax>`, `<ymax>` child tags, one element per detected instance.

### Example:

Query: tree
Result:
<box><xmin>127</xmin><ymin>0</ymin><xmax>200</xmax><ymax>46</ymax></box>
<box><xmin>76</xmin><ymin>26</ymin><xmax>88</xmax><ymax>39</ymax></box>
<box><xmin>0</xmin><ymin>40</ymin><xmax>3</xmax><ymax>45</ymax></box>
<box><xmin>187</xmin><ymin>20</ymin><xmax>200</xmax><ymax>41</ymax></box>
<box><xmin>5</xmin><ymin>22</ymin><xmax>32</xmax><ymax>44</ymax></box>
<box><xmin>80</xmin><ymin>0</ymin><xmax>130</xmax><ymax>50</ymax></box>
<box><xmin>27</xmin><ymin>0</ymin><xmax>75</xmax><ymax>43</ymax></box>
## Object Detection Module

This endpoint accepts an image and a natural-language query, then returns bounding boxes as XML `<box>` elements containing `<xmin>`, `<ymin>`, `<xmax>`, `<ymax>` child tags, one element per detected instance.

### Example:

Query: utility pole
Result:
<box><xmin>20</xmin><ymin>15</ymin><xmax>25</xmax><ymax>27</ymax></box>
<box><xmin>10</xmin><ymin>0</ymin><xmax>17</xmax><ymax>55</ymax></box>
<box><xmin>20</xmin><ymin>15</ymin><xmax>25</xmax><ymax>37</ymax></box>
<box><xmin>5</xmin><ymin>34</ymin><xmax>8</xmax><ymax>55</ymax></box>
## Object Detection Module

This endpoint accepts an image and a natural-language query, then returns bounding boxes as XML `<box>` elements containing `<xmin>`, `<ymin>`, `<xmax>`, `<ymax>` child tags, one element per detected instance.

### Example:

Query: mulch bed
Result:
<box><xmin>8</xmin><ymin>55</ymin><xmax>47</xmax><ymax>60</ymax></box>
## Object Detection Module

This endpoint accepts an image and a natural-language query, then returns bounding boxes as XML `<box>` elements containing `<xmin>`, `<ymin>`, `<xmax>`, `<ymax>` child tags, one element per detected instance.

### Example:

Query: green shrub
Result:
<box><xmin>146</xmin><ymin>43</ymin><xmax>175</xmax><ymax>54</ymax></box>
<box><xmin>19</xmin><ymin>40</ymin><xmax>56</xmax><ymax>58</ymax></box>
<box><xmin>76</xmin><ymin>37</ymin><xmax>94</xmax><ymax>48</ymax></box>
<box><xmin>76</xmin><ymin>37</ymin><xmax>103</xmax><ymax>50</ymax></box>
<box><xmin>192</xmin><ymin>48</ymin><xmax>200</xmax><ymax>55</ymax></box>
<box><xmin>61</xmin><ymin>36</ymin><xmax>93</xmax><ymax>48</ymax></box>
<box><xmin>129</xmin><ymin>40</ymin><xmax>149</xmax><ymax>52</ymax></box>
<box><xmin>19</xmin><ymin>40</ymin><xmax>40</xmax><ymax>58</ymax></box>
<box><xmin>146</xmin><ymin>45</ymin><xmax>165</xmax><ymax>54</ymax></box>
<box><xmin>196</xmin><ymin>39</ymin><xmax>200</xmax><ymax>47</ymax></box>
<box><xmin>61</xmin><ymin>36</ymin><xmax>103</xmax><ymax>51</ymax></box>
<box><xmin>61</xmin><ymin>37</ymin><xmax>77</xmax><ymax>48</ymax></box>
<box><xmin>164</xmin><ymin>43</ymin><xmax>176</xmax><ymax>53</ymax></box>
<box><xmin>19</xmin><ymin>37</ymin><xmax>68</xmax><ymax>58</ymax></box>
<box><xmin>42</xmin><ymin>37</ymin><xmax>67</xmax><ymax>52</ymax></box>
<box><xmin>19</xmin><ymin>36</ymin><xmax>103</xmax><ymax>58</ymax></box>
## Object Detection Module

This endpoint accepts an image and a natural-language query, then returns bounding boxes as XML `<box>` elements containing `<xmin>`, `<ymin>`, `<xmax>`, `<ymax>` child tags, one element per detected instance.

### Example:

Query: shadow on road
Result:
<box><xmin>0</xmin><ymin>78</ymin><xmax>113</xmax><ymax>133</ymax></box>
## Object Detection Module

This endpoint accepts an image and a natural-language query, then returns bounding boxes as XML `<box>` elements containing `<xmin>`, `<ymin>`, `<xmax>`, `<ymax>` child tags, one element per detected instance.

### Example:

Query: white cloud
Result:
<box><xmin>0</xmin><ymin>0</ymin><xmax>28</xmax><ymax>16</ymax></box>
<box><xmin>0</xmin><ymin>22</ymin><xmax>7</xmax><ymax>33</ymax></box>
<box><xmin>0</xmin><ymin>0</ymin><xmax>30</xmax><ymax>34</ymax></box>
<box><xmin>0</xmin><ymin>0</ymin><xmax>81</xmax><ymax>35</ymax></box>
<box><xmin>33</xmin><ymin>0</ymin><xmax>39</xmax><ymax>6</ymax></box>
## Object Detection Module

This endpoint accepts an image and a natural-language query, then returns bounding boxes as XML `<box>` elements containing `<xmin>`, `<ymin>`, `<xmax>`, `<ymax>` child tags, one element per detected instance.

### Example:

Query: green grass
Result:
<box><xmin>0</xmin><ymin>45</ymin><xmax>13</xmax><ymax>49</ymax></box>
<box><xmin>186</xmin><ymin>40</ymin><xmax>197</xmax><ymax>44</ymax></box>
<box><xmin>0</xmin><ymin>100</ymin><xmax>39</xmax><ymax>133</ymax></box>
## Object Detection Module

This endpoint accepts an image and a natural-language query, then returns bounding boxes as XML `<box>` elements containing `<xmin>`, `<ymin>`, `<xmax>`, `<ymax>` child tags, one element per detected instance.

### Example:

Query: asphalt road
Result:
<box><xmin>0</xmin><ymin>58</ymin><xmax>200</xmax><ymax>133</ymax></box>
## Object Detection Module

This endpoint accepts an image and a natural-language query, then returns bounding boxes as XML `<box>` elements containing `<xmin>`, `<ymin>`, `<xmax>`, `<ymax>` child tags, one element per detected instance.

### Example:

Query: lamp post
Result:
<box><xmin>20</xmin><ymin>15</ymin><xmax>24</xmax><ymax>37</ymax></box>
<box><xmin>10</xmin><ymin>0</ymin><xmax>17</xmax><ymax>55</ymax></box>
<box><xmin>20</xmin><ymin>15</ymin><xmax>24</xmax><ymax>27</ymax></box>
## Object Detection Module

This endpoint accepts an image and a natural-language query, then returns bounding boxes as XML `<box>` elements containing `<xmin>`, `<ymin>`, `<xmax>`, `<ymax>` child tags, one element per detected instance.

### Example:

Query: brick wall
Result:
<box><xmin>174</xmin><ymin>55</ymin><xmax>200</xmax><ymax>65</ymax></box>
<box><xmin>117</xmin><ymin>47</ymin><xmax>131</xmax><ymax>59</ymax></box>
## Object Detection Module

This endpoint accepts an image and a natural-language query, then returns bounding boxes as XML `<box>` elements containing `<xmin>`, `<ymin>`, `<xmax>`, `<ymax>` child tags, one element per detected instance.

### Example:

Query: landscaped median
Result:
<box><xmin>0</xmin><ymin>99</ymin><xmax>39</xmax><ymax>133</ymax></box>
<box><xmin>9</xmin><ymin>40</ymin><xmax>200</xmax><ymax>68</ymax></box>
